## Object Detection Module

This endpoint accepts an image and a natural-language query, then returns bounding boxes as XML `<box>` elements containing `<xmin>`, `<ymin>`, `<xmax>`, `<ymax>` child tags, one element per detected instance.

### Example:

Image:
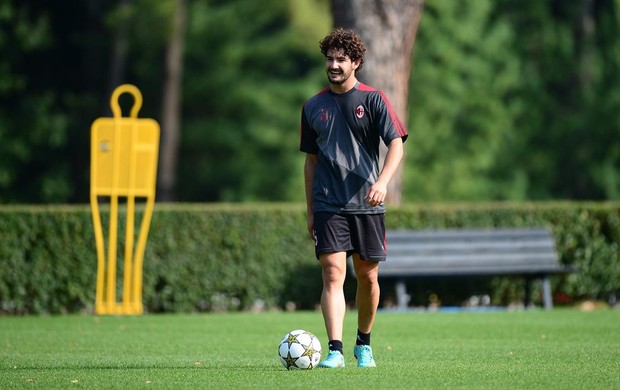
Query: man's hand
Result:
<box><xmin>307</xmin><ymin>213</ymin><xmax>316</xmax><ymax>242</ymax></box>
<box><xmin>365</xmin><ymin>180</ymin><xmax>387</xmax><ymax>207</ymax></box>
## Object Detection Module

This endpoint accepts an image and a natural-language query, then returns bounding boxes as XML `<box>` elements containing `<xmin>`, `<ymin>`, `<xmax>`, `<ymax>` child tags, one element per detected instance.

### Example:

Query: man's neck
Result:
<box><xmin>330</xmin><ymin>77</ymin><xmax>358</xmax><ymax>94</ymax></box>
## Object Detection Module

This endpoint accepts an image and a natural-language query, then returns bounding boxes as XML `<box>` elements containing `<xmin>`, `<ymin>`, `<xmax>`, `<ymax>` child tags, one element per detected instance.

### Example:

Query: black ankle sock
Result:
<box><xmin>356</xmin><ymin>329</ymin><xmax>371</xmax><ymax>346</ymax></box>
<box><xmin>328</xmin><ymin>340</ymin><xmax>343</xmax><ymax>354</ymax></box>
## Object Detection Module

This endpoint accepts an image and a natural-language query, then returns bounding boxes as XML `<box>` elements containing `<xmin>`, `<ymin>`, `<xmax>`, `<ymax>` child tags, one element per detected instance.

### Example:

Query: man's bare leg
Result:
<box><xmin>352</xmin><ymin>254</ymin><xmax>379</xmax><ymax>367</ymax></box>
<box><xmin>320</xmin><ymin>251</ymin><xmax>348</xmax><ymax>342</ymax></box>
<box><xmin>353</xmin><ymin>254</ymin><xmax>380</xmax><ymax>334</ymax></box>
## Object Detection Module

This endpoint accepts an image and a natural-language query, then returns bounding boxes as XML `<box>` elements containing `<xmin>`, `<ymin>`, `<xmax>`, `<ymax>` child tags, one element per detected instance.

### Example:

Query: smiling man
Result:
<box><xmin>299</xmin><ymin>27</ymin><xmax>408</xmax><ymax>368</ymax></box>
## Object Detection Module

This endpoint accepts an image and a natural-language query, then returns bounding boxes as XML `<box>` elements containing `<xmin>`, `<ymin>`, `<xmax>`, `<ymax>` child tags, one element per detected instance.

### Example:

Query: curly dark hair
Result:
<box><xmin>319</xmin><ymin>27</ymin><xmax>366</xmax><ymax>72</ymax></box>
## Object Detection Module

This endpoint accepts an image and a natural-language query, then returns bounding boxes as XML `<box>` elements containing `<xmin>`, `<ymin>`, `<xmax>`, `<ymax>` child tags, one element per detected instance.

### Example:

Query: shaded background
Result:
<box><xmin>1</xmin><ymin>0</ymin><xmax>619</xmax><ymax>205</ymax></box>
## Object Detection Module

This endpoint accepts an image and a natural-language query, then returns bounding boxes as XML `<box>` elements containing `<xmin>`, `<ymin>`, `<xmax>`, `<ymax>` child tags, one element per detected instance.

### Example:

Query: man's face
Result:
<box><xmin>325</xmin><ymin>48</ymin><xmax>359</xmax><ymax>86</ymax></box>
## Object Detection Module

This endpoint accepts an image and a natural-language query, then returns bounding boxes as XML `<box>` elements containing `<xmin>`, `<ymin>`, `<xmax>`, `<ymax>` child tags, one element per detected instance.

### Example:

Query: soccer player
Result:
<box><xmin>300</xmin><ymin>27</ymin><xmax>408</xmax><ymax>368</ymax></box>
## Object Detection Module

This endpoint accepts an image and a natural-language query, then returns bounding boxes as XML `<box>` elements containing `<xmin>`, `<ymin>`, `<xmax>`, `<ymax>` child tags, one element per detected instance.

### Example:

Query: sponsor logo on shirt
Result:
<box><xmin>321</xmin><ymin>108</ymin><xmax>329</xmax><ymax>121</ymax></box>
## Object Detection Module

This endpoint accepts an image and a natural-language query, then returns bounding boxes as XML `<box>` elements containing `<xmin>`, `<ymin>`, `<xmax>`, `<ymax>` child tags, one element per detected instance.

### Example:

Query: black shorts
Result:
<box><xmin>313</xmin><ymin>212</ymin><xmax>387</xmax><ymax>261</ymax></box>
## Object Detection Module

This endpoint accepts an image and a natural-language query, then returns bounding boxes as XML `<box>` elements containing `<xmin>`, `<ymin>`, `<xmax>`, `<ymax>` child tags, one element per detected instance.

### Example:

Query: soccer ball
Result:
<box><xmin>278</xmin><ymin>329</ymin><xmax>322</xmax><ymax>370</ymax></box>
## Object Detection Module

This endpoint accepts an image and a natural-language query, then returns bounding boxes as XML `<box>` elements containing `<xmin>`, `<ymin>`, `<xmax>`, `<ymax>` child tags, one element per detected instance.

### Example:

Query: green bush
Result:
<box><xmin>0</xmin><ymin>202</ymin><xmax>618</xmax><ymax>314</ymax></box>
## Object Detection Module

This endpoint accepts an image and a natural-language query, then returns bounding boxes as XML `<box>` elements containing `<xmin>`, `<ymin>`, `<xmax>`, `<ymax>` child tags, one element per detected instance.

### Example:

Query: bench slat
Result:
<box><xmin>386</xmin><ymin>252</ymin><xmax>559</xmax><ymax>264</ymax></box>
<box><xmin>389</xmin><ymin>241</ymin><xmax>556</xmax><ymax>254</ymax></box>
<box><xmin>380</xmin><ymin>265</ymin><xmax>565</xmax><ymax>277</ymax></box>
<box><xmin>387</xmin><ymin>229</ymin><xmax>552</xmax><ymax>241</ymax></box>
<box><xmin>382</xmin><ymin>256</ymin><xmax>563</xmax><ymax>275</ymax></box>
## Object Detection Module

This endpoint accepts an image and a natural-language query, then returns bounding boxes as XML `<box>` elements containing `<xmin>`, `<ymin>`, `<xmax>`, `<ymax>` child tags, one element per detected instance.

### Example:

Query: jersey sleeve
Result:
<box><xmin>375</xmin><ymin>91</ymin><xmax>408</xmax><ymax>145</ymax></box>
<box><xmin>299</xmin><ymin>105</ymin><xmax>319</xmax><ymax>154</ymax></box>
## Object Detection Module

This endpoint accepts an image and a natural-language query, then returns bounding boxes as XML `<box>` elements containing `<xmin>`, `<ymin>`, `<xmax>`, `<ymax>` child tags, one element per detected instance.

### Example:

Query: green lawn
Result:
<box><xmin>1</xmin><ymin>309</ymin><xmax>619</xmax><ymax>389</ymax></box>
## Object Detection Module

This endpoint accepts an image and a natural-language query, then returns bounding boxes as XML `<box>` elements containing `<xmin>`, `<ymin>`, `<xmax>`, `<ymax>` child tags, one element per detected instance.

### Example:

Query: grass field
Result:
<box><xmin>1</xmin><ymin>309</ymin><xmax>619</xmax><ymax>389</ymax></box>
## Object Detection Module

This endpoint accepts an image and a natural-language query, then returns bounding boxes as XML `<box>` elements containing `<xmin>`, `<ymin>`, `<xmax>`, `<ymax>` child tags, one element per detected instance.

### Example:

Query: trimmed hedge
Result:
<box><xmin>0</xmin><ymin>202</ymin><xmax>618</xmax><ymax>314</ymax></box>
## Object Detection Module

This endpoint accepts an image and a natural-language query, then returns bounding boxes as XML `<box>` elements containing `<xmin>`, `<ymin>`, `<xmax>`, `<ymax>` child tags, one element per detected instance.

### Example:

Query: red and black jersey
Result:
<box><xmin>300</xmin><ymin>82</ymin><xmax>408</xmax><ymax>214</ymax></box>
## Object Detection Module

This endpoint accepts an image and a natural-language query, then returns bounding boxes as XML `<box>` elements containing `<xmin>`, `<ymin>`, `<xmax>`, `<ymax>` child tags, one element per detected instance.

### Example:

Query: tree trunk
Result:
<box><xmin>158</xmin><ymin>0</ymin><xmax>187</xmax><ymax>201</ymax></box>
<box><xmin>106</xmin><ymin>0</ymin><xmax>131</xmax><ymax>116</ymax></box>
<box><xmin>331</xmin><ymin>0</ymin><xmax>424</xmax><ymax>204</ymax></box>
<box><xmin>577</xmin><ymin>0</ymin><xmax>594</xmax><ymax>93</ymax></box>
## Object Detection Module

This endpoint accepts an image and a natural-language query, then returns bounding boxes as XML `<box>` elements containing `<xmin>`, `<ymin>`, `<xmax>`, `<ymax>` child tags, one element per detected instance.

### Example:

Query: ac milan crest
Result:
<box><xmin>355</xmin><ymin>105</ymin><xmax>365</xmax><ymax>119</ymax></box>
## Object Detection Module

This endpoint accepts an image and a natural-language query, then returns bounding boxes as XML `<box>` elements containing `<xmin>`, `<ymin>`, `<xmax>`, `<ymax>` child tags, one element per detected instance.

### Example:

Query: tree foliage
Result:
<box><xmin>0</xmin><ymin>2</ymin><xmax>93</xmax><ymax>203</ymax></box>
<box><xmin>493</xmin><ymin>0</ymin><xmax>620</xmax><ymax>200</ymax></box>
<box><xmin>406</xmin><ymin>0</ymin><xmax>523</xmax><ymax>201</ymax></box>
<box><xmin>178</xmin><ymin>0</ymin><xmax>329</xmax><ymax>201</ymax></box>
<box><xmin>407</xmin><ymin>0</ymin><xmax>620</xmax><ymax>201</ymax></box>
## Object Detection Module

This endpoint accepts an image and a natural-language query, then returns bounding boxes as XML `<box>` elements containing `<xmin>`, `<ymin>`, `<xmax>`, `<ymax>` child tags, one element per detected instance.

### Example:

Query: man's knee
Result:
<box><xmin>355</xmin><ymin>262</ymin><xmax>379</xmax><ymax>287</ymax></box>
<box><xmin>358</xmin><ymin>271</ymin><xmax>378</xmax><ymax>287</ymax></box>
<box><xmin>320</xmin><ymin>252</ymin><xmax>347</xmax><ymax>284</ymax></box>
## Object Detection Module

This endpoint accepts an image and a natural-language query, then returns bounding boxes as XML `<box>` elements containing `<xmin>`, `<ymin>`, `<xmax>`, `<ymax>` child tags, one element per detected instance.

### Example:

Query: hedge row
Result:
<box><xmin>0</xmin><ymin>202</ymin><xmax>618</xmax><ymax>314</ymax></box>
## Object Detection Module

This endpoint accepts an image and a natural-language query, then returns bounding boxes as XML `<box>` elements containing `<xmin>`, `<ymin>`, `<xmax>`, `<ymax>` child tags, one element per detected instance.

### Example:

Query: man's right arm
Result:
<box><xmin>304</xmin><ymin>153</ymin><xmax>318</xmax><ymax>241</ymax></box>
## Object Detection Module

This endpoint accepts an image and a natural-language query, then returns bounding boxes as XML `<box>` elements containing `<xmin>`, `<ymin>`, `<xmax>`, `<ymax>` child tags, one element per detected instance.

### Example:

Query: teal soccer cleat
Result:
<box><xmin>318</xmin><ymin>350</ymin><xmax>345</xmax><ymax>368</ymax></box>
<box><xmin>353</xmin><ymin>344</ymin><xmax>376</xmax><ymax>368</ymax></box>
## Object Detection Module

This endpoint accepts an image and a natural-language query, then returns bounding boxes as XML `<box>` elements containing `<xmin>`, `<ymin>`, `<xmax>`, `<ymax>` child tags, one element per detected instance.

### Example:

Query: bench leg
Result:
<box><xmin>524</xmin><ymin>278</ymin><xmax>533</xmax><ymax>308</ymax></box>
<box><xmin>395</xmin><ymin>280</ymin><xmax>410</xmax><ymax>311</ymax></box>
<box><xmin>541</xmin><ymin>276</ymin><xmax>553</xmax><ymax>310</ymax></box>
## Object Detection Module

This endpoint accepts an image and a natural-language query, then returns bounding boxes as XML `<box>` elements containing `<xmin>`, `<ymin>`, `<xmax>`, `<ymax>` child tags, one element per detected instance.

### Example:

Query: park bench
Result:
<box><xmin>350</xmin><ymin>228</ymin><xmax>574</xmax><ymax>310</ymax></box>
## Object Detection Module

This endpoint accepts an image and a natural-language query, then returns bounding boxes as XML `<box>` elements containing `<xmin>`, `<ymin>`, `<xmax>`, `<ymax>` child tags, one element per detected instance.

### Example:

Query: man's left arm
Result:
<box><xmin>364</xmin><ymin>137</ymin><xmax>404</xmax><ymax>206</ymax></box>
